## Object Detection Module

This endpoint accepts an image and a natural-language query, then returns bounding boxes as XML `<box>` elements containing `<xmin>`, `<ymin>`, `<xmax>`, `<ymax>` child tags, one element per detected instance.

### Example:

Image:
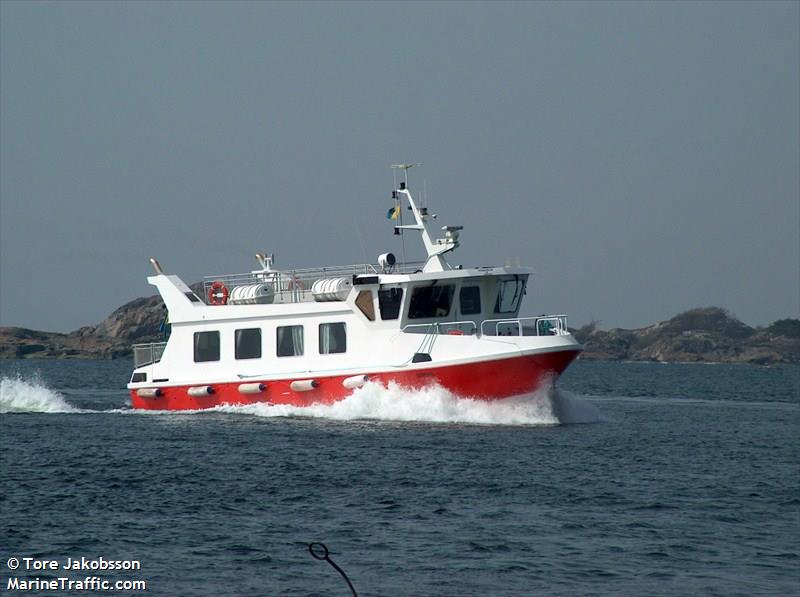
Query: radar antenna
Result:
<box><xmin>390</xmin><ymin>163</ymin><xmax>422</xmax><ymax>188</ymax></box>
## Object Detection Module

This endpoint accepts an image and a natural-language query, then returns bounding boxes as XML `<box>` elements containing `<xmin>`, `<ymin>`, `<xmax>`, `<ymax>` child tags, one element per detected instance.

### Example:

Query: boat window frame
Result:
<box><xmin>355</xmin><ymin>290</ymin><xmax>375</xmax><ymax>321</ymax></box>
<box><xmin>193</xmin><ymin>330</ymin><xmax>220</xmax><ymax>362</ymax></box>
<box><xmin>378</xmin><ymin>287</ymin><xmax>404</xmax><ymax>320</ymax></box>
<box><xmin>493</xmin><ymin>275</ymin><xmax>525</xmax><ymax>314</ymax></box>
<box><xmin>407</xmin><ymin>282</ymin><xmax>456</xmax><ymax>320</ymax></box>
<box><xmin>235</xmin><ymin>327</ymin><xmax>262</xmax><ymax>360</ymax></box>
<box><xmin>459</xmin><ymin>285</ymin><xmax>482</xmax><ymax>316</ymax></box>
<box><xmin>319</xmin><ymin>322</ymin><xmax>347</xmax><ymax>355</ymax></box>
<box><xmin>276</xmin><ymin>325</ymin><xmax>304</xmax><ymax>358</ymax></box>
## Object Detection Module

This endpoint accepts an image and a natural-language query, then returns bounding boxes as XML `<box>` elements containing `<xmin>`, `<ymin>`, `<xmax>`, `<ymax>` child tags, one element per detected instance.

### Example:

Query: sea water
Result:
<box><xmin>1</xmin><ymin>359</ymin><xmax>797</xmax><ymax>596</ymax></box>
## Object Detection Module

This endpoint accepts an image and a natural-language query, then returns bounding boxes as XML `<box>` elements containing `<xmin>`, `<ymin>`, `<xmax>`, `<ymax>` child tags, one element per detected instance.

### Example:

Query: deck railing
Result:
<box><xmin>202</xmin><ymin>260</ymin><xmax>427</xmax><ymax>305</ymax></box>
<box><xmin>132</xmin><ymin>342</ymin><xmax>167</xmax><ymax>368</ymax></box>
<box><xmin>402</xmin><ymin>321</ymin><xmax>478</xmax><ymax>335</ymax></box>
<box><xmin>401</xmin><ymin>315</ymin><xmax>569</xmax><ymax>338</ymax></box>
<box><xmin>480</xmin><ymin>315</ymin><xmax>568</xmax><ymax>337</ymax></box>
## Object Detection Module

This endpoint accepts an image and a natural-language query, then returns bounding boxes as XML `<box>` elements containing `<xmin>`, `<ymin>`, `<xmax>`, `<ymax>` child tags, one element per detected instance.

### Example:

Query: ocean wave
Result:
<box><xmin>0</xmin><ymin>376</ymin><xmax>77</xmax><ymax>413</ymax></box>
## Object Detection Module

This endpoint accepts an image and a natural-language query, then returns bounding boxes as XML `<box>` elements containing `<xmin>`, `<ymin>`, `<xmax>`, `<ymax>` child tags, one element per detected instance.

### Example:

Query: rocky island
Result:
<box><xmin>0</xmin><ymin>288</ymin><xmax>176</xmax><ymax>360</ymax></box>
<box><xmin>571</xmin><ymin>308</ymin><xmax>799</xmax><ymax>365</ymax></box>
<box><xmin>1</xmin><ymin>290</ymin><xmax>798</xmax><ymax>365</ymax></box>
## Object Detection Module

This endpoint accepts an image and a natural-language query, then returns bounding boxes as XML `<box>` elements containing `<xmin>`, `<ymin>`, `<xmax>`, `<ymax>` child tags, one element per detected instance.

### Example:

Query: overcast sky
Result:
<box><xmin>1</xmin><ymin>1</ymin><xmax>798</xmax><ymax>332</ymax></box>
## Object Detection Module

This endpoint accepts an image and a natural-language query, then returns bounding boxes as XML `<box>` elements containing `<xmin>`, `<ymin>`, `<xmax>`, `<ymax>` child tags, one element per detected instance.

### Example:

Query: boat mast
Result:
<box><xmin>391</xmin><ymin>164</ymin><xmax>462</xmax><ymax>273</ymax></box>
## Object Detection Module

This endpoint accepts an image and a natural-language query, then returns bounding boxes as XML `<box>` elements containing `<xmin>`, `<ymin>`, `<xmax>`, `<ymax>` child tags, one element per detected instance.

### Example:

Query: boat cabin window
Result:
<box><xmin>378</xmin><ymin>288</ymin><xmax>403</xmax><ymax>320</ymax></box>
<box><xmin>459</xmin><ymin>286</ymin><xmax>481</xmax><ymax>315</ymax></box>
<box><xmin>494</xmin><ymin>276</ymin><xmax>525</xmax><ymax>314</ymax></box>
<box><xmin>408</xmin><ymin>283</ymin><xmax>455</xmax><ymax>319</ymax></box>
<box><xmin>194</xmin><ymin>331</ymin><xmax>220</xmax><ymax>362</ymax></box>
<box><xmin>355</xmin><ymin>290</ymin><xmax>375</xmax><ymax>321</ymax></box>
<box><xmin>235</xmin><ymin>328</ymin><xmax>261</xmax><ymax>360</ymax></box>
<box><xmin>277</xmin><ymin>325</ymin><xmax>304</xmax><ymax>357</ymax></box>
<box><xmin>319</xmin><ymin>322</ymin><xmax>346</xmax><ymax>354</ymax></box>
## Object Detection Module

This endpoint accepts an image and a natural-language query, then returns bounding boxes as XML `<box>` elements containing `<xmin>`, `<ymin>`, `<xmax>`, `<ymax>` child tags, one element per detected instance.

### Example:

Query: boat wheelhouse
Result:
<box><xmin>128</xmin><ymin>166</ymin><xmax>581</xmax><ymax>410</ymax></box>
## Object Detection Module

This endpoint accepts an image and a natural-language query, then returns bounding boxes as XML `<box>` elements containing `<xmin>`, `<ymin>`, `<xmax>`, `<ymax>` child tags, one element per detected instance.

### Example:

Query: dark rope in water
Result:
<box><xmin>308</xmin><ymin>542</ymin><xmax>357</xmax><ymax>597</ymax></box>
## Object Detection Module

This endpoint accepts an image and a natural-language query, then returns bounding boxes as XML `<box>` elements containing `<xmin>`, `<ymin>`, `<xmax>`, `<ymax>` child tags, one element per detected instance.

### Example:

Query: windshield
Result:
<box><xmin>408</xmin><ymin>284</ymin><xmax>455</xmax><ymax>319</ymax></box>
<box><xmin>494</xmin><ymin>276</ymin><xmax>525</xmax><ymax>314</ymax></box>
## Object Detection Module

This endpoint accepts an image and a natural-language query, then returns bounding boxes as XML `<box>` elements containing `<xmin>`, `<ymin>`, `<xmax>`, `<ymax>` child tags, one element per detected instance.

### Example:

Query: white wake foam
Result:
<box><xmin>0</xmin><ymin>376</ymin><xmax>77</xmax><ymax>413</ymax></box>
<box><xmin>214</xmin><ymin>381</ymin><xmax>600</xmax><ymax>426</ymax></box>
<box><xmin>0</xmin><ymin>375</ymin><xmax>600</xmax><ymax>424</ymax></box>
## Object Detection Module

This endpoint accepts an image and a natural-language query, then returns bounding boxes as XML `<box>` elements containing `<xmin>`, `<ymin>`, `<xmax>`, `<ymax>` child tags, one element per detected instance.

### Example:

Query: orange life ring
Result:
<box><xmin>447</xmin><ymin>329</ymin><xmax>465</xmax><ymax>336</ymax></box>
<box><xmin>208</xmin><ymin>281</ymin><xmax>229</xmax><ymax>305</ymax></box>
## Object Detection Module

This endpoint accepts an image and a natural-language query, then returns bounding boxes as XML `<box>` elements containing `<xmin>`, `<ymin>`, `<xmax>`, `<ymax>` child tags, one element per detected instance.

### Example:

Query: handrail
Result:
<box><xmin>480</xmin><ymin>315</ymin><xmax>568</xmax><ymax>337</ymax></box>
<box><xmin>132</xmin><ymin>342</ymin><xmax>167</xmax><ymax>368</ymax></box>
<box><xmin>401</xmin><ymin>316</ymin><xmax>569</xmax><ymax>338</ymax></box>
<box><xmin>402</xmin><ymin>321</ymin><xmax>478</xmax><ymax>335</ymax></box>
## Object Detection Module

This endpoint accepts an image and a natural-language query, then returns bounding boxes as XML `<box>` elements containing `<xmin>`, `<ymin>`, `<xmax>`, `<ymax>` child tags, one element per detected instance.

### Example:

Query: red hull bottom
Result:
<box><xmin>129</xmin><ymin>350</ymin><xmax>580</xmax><ymax>411</ymax></box>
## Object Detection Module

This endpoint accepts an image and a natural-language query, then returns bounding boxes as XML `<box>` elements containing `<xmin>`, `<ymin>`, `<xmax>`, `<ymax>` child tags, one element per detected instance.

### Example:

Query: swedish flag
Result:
<box><xmin>387</xmin><ymin>205</ymin><xmax>400</xmax><ymax>220</ymax></box>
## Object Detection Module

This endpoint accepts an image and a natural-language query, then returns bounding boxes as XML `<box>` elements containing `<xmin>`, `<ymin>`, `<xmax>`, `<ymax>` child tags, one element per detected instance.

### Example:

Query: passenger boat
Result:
<box><xmin>128</xmin><ymin>165</ymin><xmax>581</xmax><ymax>410</ymax></box>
